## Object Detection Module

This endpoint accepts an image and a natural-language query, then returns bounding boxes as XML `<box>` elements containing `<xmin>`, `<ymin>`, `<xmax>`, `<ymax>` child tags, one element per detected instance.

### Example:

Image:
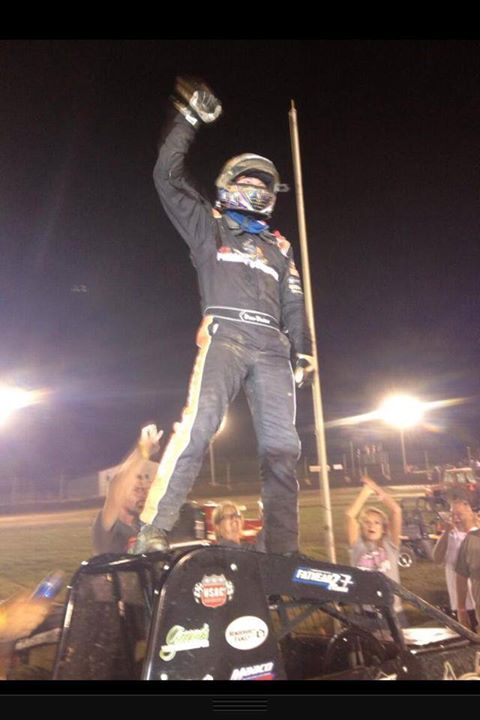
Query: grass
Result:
<box><xmin>0</xmin><ymin>487</ymin><xmax>449</xmax><ymax>609</ymax></box>
<box><xmin>0</xmin><ymin>511</ymin><xmax>95</xmax><ymax>599</ymax></box>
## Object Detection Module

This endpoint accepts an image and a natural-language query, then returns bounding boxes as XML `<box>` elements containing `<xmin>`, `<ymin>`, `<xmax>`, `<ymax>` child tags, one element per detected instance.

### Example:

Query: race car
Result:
<box><xmin>14</xmin><ymin>543</ymin><xmax>480</xmax><ymax>682</ymax></box>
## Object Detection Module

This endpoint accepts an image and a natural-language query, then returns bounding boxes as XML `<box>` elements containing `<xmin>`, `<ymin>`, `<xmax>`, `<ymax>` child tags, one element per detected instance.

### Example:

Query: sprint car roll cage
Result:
<box><xmin>48</xmin><ymin>544</ymin><xmax>480</xmax><ymax>681</ymax></box>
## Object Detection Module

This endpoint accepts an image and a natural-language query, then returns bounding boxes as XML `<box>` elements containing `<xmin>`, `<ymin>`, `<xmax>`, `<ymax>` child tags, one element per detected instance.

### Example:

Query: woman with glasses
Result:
<box><xmin>211</xmin><ymin>502</ymin><xmax>244</xmax><ymax>547</ymax></box>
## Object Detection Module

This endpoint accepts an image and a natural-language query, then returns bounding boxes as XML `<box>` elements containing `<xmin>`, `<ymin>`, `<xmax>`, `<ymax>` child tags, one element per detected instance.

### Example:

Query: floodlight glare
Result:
<box><xmin>377</xmin><ymin>394</ymin><xmax>425</xmax><ymax>429</ymax></box>
<box><xmin>0</xmin><ymin>385</ymin><xmax>45</xmax><ymax>426</ymax></box>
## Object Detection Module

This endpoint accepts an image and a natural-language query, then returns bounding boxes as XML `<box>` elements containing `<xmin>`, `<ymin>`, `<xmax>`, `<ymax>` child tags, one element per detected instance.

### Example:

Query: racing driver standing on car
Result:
<box><xmin>131</xmin><ymin>76</ymin><xmax>314</xmax><ymax>556</ymax></box>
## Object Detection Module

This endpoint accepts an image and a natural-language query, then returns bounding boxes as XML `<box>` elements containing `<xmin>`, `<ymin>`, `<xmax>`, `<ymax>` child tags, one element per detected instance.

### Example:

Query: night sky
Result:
<box><xmin>1</xmin><ymin>39</ymin><xmax>479</xmax><ymax>483</ymax></box>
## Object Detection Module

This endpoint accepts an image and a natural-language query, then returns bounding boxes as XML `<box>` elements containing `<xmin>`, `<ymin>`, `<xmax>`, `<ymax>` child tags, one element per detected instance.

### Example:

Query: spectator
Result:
<box><xmin>433</xmin><ymin>497</ymin><xmax>478</xmax><ymax>629</ymax></box>
<box><xmin>345</xmin><ymin>475</ymin><xmax>405</xmax><ymax>624</ymax></box>
<box><xmin>211</xmin><ymin>502</ymin><xmax>244</xmax><ymax>548</ymax></box>
<box><xmin>455</xmin><ymin>520</ymin><xmax>480</xmax><ymax>631</ymax></box>
<box><xmin>211</xmin><ymin>500</ymin><xmax>266</xmax><ymax>552</ymax></box>
<box><xmin>92</xmin><ymin>424</ymin><xmax>163</xmax><ymax>554</ymax></box>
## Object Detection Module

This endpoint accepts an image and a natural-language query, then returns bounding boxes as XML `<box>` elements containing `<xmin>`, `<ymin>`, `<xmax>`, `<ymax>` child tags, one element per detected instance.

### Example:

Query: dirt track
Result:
<box><xmin>0</xmin><ymin>485</ymin><xmax>426</xmax><ymax>528</ymax></box>
<box><xmin>0</xmin><ymin>508</ymin><xmax>98</xmax><ymax>528</ymax></box>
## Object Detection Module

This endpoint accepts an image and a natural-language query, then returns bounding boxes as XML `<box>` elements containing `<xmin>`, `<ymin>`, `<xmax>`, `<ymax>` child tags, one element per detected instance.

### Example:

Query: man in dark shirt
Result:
<box><xmin>92</xmin><ymin>424</ymin><xmax>162</xmax><ymax>554</ymax></box>
<box><xmin>132</xmin><ymin>77</ymin><xmax>314</xmax><ymax>557</ymax></box>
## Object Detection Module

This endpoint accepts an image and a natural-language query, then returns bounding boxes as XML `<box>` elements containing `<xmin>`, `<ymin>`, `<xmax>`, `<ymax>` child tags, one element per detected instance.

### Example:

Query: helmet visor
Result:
<box><xmin>217</xmin><ymin>183</ymin><xmax>276</xmax><ymax>216</ymax></box>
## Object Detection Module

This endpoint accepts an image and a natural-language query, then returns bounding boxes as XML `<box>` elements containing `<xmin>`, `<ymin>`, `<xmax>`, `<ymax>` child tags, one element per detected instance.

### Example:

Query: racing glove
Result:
<box><xmin>171</xmin><ymin>75</ymin><xmax>222</xmax><ymax>127</ymax></box>
<box><xmin>294</xmin><ymin>354</ymin><xmax>316</xmax><ymax>388</ymax></box>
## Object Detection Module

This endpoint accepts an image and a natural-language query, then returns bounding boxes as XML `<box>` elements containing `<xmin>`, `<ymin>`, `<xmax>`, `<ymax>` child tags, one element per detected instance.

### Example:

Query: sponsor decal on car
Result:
<box><xmin>225</xmin><ymin>616</ymin><xmax>268</xmax><ymax>651</ymax></box>
<box><xmin>230</xmin><ymin>662</ymin><xmax>275</xmax><ymax>680</ymax></box>
<box><xmin>159</xmin><ymin>623</ymin><xmax>210</xmax><ymax>662</ymax></box>
<box><xmin>193</xmin><ymin>574</ymin><xmax>235</xmax><ymax>608</ymax></box>
<box><xmin>292</xmin><ymin>566</ymin><xmax>354</xmax><ymax>593</ymax></box>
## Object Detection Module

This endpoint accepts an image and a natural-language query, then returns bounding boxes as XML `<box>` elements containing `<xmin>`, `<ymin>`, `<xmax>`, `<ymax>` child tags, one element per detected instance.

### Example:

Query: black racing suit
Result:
<box><xmin>140</xmin><ymin>114</ymin><xmax>312</xmax><ymax>554</ymax></box>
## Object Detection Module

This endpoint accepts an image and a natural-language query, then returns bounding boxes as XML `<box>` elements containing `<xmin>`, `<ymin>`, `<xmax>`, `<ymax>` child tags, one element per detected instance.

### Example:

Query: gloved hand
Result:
<box><xmin>171</xmin><ymin>75</ymin><xmax>222</xmax><ymax>127</ymax></box>
<box><xmin>294</xmin><ymin>354</ymin><xmax>316</xmax><ymax>388</ymax></box>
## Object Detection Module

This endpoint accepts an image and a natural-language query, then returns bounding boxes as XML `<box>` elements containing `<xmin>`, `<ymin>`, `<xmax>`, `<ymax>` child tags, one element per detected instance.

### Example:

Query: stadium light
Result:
<box><xmin>325</xmin><ymin>393</ymin><xmax>466</xmax><ymax>475</ymax></box>
<box><xmin>0</xmin><ymin>385</ymin><xmax>46</xmax><ymax>427</ymax></box>
<box><xmin>377</xmin><ymin>394</ymin><xmax>425</xmax><ymax>429</ymax></box>
<box><xmin>377</xmin><ymin>394</ymin><xmax>425</xmax><ymax>473</ymax></box>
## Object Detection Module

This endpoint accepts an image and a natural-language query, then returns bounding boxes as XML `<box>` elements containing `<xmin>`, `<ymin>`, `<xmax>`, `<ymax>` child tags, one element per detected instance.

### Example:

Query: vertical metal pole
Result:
<box><xmin>384</xmin><ymin>450</ymin><xmax>391</xmax><ymax>480</ymax></box>
<box><xmin>303</xmin><ymin>455</ymin><xmax>311</xmax><ymax>486</ymax></box>
<box><xmin>349</xmin><ymin>440</ymin><xmax>356</xmax><ymax>480</ymax></box>
<box><xmin>400</xmin><ymin>429</ymin><xmax>408</xmax><ymax>474</ymax></box>
<box><xmin>289</xmin><ymin>100</ymin><xmax>336</xmax><ymax>563</ymax></box>
<box><xmin>424</xmin><ymin>450</ymin><xmax>430</xmax><ymax>472</ymax></box>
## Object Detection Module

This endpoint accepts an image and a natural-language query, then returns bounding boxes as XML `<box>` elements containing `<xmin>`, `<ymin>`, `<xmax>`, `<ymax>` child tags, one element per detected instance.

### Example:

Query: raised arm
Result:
<box><xmin>361</xmin><ymin>475</ymin><xmax>402</xmax><ymax>547</ymax></box>
<box><xmin>100</xmin><ymin>425</ymin><xmax>162</xmax><ymax>532</ymax></box>
<box><xmin>345</xmin><ymin>482</ymin><xmax>373</xmax><ymax>546</ymax></box>
<box><xmin>153</xmin><ymin>77</ymin><xmax>223</xmax><ymax>262</ymax></box>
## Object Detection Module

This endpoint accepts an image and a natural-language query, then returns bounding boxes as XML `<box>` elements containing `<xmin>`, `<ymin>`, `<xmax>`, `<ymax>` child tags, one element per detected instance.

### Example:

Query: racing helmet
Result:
<box><xmin>215</xmin><ymin>153</ymin><xmax>281</xmax><ymax>218</ymax></box>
